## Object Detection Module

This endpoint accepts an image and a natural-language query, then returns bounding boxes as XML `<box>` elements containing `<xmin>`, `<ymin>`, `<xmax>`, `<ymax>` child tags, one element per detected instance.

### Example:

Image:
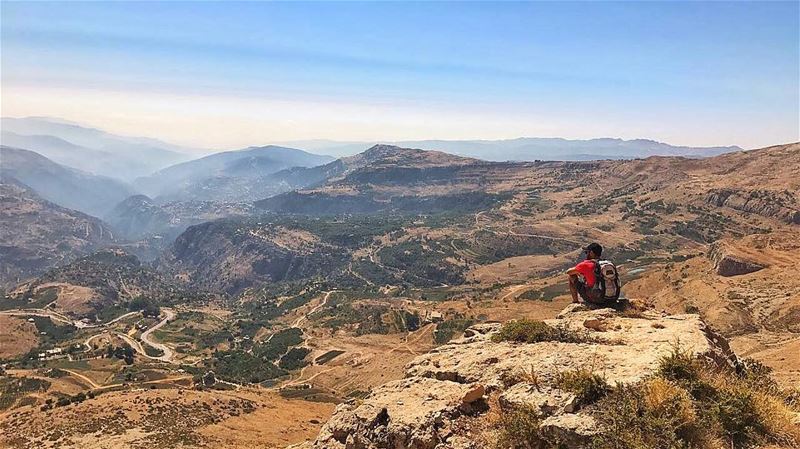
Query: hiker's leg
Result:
<box><xmin>568</xmin><ymin>275</ymin><xmax>580</xmax><ymax>303</ymax></box>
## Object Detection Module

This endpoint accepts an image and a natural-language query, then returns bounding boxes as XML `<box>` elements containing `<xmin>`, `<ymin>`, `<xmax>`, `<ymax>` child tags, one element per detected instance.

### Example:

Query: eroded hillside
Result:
<box><xmin>0</xmin><ymin>182</ymin><xmax>116</xmax><ymax>286</ymax></box>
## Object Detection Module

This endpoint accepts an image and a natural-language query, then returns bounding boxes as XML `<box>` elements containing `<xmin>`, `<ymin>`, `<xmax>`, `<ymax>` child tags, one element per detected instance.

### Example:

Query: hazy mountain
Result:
<box><xmin>104</xmin><ymin>194</ymin><xmax>254</xmax><ymax>244</ymax></box>
<box><xmin>135</xmin><ymin>145</ymin><xmax>335</xmax><ymax>202</ymax></box>
<box><xmin>0</xmin><ymin>117</ymin><xmax>193</xmax><ymax>180</ymax></box>
<box><xmin>0</xmin><ymin>180</ymin><xmax>116</xmax><ymax>286</ymax></box>
<box><xmin>277</xmin><ymin>137</ymin><xmax>742</xmax><ymax>161</ymax></box>
<box><xmin>0</xmin><ymin>146</ymin><xmax>135</xmax><ymax>217</ymax></box>
<box><xmin>260</xmin><ymin>143</ymin><xmax>479</xmax><ymax>195</ymax></box>
<box><xmin>255</xmin><ymin>144</ymin><xmax>511</xmax><ymax>214</ymax></box>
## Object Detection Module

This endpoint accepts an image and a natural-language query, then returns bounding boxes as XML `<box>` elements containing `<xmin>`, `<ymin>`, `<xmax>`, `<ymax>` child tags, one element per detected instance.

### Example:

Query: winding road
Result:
<box><xmin>291</xmin><ymin>291</ymin><xmax>335</xmax><ymax>328</ymax></box>
<box><xmin>140</xmin><ymin>308</ymin><xmax>176</xmax><ymax>363</ymax></box>
<box><xmin>72</xmin><ymin>309</ymin><xmax>177</xmax><ymax>363</ymax></box>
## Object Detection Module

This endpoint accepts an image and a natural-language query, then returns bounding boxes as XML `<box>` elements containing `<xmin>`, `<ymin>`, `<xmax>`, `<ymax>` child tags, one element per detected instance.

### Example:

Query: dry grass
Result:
<box><xmin>491</xmin><ymin>319</ymin><xmax>595</xmax><ymax>344</ymax></box>
<box><xmin>493</xmin><ymin>347</ymin><xmax>800</xmax><ymax>449</ymax></box>
<box><xmin>553</xmin><ymin>368</ymin><xmax>611</xmax><ymax>407</ymax></box>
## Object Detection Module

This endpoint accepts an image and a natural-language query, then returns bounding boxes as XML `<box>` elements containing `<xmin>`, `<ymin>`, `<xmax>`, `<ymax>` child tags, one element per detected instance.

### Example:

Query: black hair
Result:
<box><xmin>585</xmin><ymin>242</ymin><xmax>603</xmax><ymax>257</ymax></box>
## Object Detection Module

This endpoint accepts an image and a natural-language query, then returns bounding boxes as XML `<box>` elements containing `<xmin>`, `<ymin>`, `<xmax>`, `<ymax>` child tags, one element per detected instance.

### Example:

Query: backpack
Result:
<box><xmin>585</xmin><ymin>260</ymin><xmax>621</xmax><ymax>304</ymax></box>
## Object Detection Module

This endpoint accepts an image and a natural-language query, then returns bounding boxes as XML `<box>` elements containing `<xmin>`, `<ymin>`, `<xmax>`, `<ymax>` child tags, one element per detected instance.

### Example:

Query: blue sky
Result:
<box><xmin>2</xmin><ymin>1</ymin><xmax>798</xmax><ymax>149</ymax></box>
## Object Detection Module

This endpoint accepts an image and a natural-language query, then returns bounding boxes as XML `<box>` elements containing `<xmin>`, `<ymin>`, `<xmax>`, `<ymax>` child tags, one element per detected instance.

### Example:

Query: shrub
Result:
<box><xmin>737</xmin><ymin>358</ymin><xmax>780</xmax><ymax>395</ymax></box>
<box><xmin>554</xmin><ymin>369</ymin><xmax>611</xmax><ymax>406</ymax></box>
<box><xmin>588</xmin><ymin>381</ymin><xmax>702</xmax><ymax>449</ymax></box>
<box><xmin>143</xmin><ymin>344</ymin><xmax>164</xmax><ymax>358</ymax></box>
<box><xmin>494</xmin><ymin>405</ymin><xmax>544</xmax><ymax>449</ymax></box>
<box><xmin>595</xmin><ymin>348</ymin><xmax>799</xmax><ymax>449</ymax></box>
<box><xmin>493</xmin><ymin>347</ymin><xmax>800</xmax><ymax>449</ymax></box>
<box><xmin>713</xmin><ymin>386</ymin><xmax>766</xmax><ymax>446</ymax></box>
<box><xmin>492</xmin><ymin>319</ymin><xmax>593</xmax><ymax>344</ymax></box>
<box><xmin>657</xmin><ymin>345</ymin><xmax>702</xmax><ymax>385</ymax></box>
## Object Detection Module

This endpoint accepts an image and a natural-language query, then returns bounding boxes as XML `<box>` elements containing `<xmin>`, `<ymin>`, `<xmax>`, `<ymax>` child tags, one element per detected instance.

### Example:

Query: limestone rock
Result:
<box><xmin>406</xmin><ymin>308</ymin><xmax>729</xmax><ymax>389</ymax></box>
<box><xmin>312</xmin><ymin>377</ymin><xmax>478</xmax><ymax>449</ymax></box>
<box><xmin>708</xmin><ymin>242</ymin><xmax>765</xmax><ymax>277</ymax></box>
<box><xmin>460</xmin><ymin>323</ymin><xmax>501</xmax><ymax>342</ymax></box>
<box><xmin>460</xmin><ymin>384</ymin><xmax>485</xmax><ymax>405</ymax></box>
<box><xmin>498</xmin><ymin>384</ymin><xmax>578</xmax><ymax>416</ymax></box>
<box><xmin>311</xmin><ymin>306</ymin><xmax>736</xmax><ymax>449</ymax></box>
<box><xmin>707</xmin><ymin>189</ymin><xmax>800</xmax><ymax>225</ymax></box>
<box><xmin>539</xmin><ymin>413</ymin><xmax>599</xmax><ymax>446</ymax></box>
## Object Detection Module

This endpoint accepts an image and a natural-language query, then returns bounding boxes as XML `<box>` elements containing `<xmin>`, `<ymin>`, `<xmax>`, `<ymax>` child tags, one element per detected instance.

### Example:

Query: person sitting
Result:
<box><xmin>566</xmin><ymin>242</ymin><xmax>604</xmax><ymax>304</ymax></box>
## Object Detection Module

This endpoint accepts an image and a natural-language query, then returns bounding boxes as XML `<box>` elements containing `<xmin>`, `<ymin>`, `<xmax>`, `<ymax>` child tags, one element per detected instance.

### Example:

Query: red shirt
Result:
<box><xmin>574</xmin><ymin>260</ymin><xmax>597</xmax><ymax>287</ymax></box>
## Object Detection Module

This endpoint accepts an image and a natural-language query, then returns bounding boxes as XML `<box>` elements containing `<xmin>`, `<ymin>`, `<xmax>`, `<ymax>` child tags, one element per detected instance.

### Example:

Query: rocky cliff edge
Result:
<box><xmin>311</xmin><ymin>304</ymin><xmax>737</xmax><ymax>449</ymax></box>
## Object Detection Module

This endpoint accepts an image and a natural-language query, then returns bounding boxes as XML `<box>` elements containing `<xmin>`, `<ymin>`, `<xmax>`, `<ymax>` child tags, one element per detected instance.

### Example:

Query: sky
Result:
<box><xmin>1</xmin><ymin>1</ymin><xmax>798</xmax><ymax>151</ymax></box>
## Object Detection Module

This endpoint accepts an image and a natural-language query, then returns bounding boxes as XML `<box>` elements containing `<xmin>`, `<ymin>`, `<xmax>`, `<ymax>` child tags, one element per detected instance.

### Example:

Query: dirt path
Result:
<box><xmin>83</xmin><ymin>332</ymin><xmax>109</xmax><ymax>351</ymax></box>
<box><xmin>500</xmin><ymin>284</ymin><xmax>530</xmax><ymax>301</ymax></box>
<box><xmin>62</xmin><ymin>369</ymin><xmax>101</xmax><ymax>389</ymax></box>
<box><xmin>386</xmin><ymin>324</ymin><xmax>434</xmax><ymax>356</ymax></box>
<box><xmin>0</xmin><ymin>310</ymin><xmax>73</xmax><ymax>326</ymax></box>
<box><xmin>284</xmin><ymin>366</ymin><xmax>339</xmax><ymax>388</ymax></box>
<box><xmin>291</xmin><ymin>291</ymin><xmax>335</xmax><ymax>328</ymax></box>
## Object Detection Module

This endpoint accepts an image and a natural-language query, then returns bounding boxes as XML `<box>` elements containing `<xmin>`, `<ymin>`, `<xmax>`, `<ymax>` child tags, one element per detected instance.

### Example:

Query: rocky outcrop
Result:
<box><xmin>708</xmin><ymin>241</ymin><xmax>765</xmax><ymax>277</ymax></box>
<box><xmin>313</xmin><ymin>377</ymin><xmax>485</xmax><ymax>449</ymax></box>
<box><xmin>311</xmin><ymin>305</ymin><xmax>736</xmax><ymax>449</ymax></box>
<box><xmin>706</xmin><ymin>188</ymin><xmax>800</xmax><ymax>225</ymax></box>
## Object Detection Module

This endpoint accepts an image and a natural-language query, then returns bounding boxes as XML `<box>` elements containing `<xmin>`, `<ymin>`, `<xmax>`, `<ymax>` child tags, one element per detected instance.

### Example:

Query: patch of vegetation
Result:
<box><xmin>491</xmin><ymin>319</ymin><xmax>594</xmax><ymax>344</ymax></box>
<box><xmin>493</xmin><ymin>347</ymin><xmax>800</xmax><ymax>449</ymax></box>
<box><xmin>0</xmin><ymin>376</ymin><xmax>50</xmax><ymax>410</ymax></box>
<box><xmin>464</xmin><ymin>231</ymin><xmax>573</xmax><ymax>265</ymax></box>
<box><xmin>30</xmin><ymin>316</ymin><xmax>76</xmax><ymax>347</ymax></box>
<box><xmin>517</xmin><ymin>284</ymin><xmax>564</xmax><ymax>302</ymax></box>
<box><xmin>494</xmin><ymin>405</ymin><xmax>545</xmax><ymax>449</ymax></box>
<box><xmin>390</xmin><ymin>309</ymin><xmax>420</xmax><ymax>332</ymax></box>
<box><xmin>93</xmin><ymin>303</ymin><xmax>128</xmax><ymax>323</ymax></box>
<box><xmin>105</xmin><ymin>344</ymin><xmax>135</xmax><ymax>365</ymax></box>
<box><xmin>143</xmin><ymin>344</ymin><xmax>164</xmax><ymax>358</ymax></box>
<box><xmin>312</xmin><ymin>299</ymin><xmax>391</xmax><ymax>336</ymax></box>
<box><xmin>238</xmin><ymin>287</ymin><xmax>325</xmax><ymax>335</ymax></box>
<box><xmin>554</xmin><ymin>368</ymin><xmax>612</xmax><ymax>406</ymax></box>
<box><xmin>377</xmin><ymin>239</ymin><xmax>465</xmax><ymax>287</ymax></box>
<box><xmin>434</xmin><ymin>317</ymin><xmax>475</xmax><ymax>344</ymax></box>
<box><xmin>210</xmin><ymin>350</ymin><xmax>287</xmax><ymax>384</ymax></box>
<box><xmin>254</xmin><ymin>328</ymin><xmax>304</xmax><ymax>361</ymax></box>
<box><xmin>33</xmin><ymin>250</ymin><xmax>208</xmax><ymax>309</ymax></box>
<box><xmin>414</xmin><ymin>286</ymin><xmax>462</xmax><ymax>302</ymax></box>
<box><xmin>278</xmin><ymin>347</ymin><xmax>311</xmax><ymax>370</ymax></box>
<box><xmin>0</xmin><ymin>286</ymin><xmax>59</xmax><ymax>310</ymax></box>
<box><xmin>128</xmin><ymin>296</ymin><xmax>161</xmax><ymax>318</ymax></box>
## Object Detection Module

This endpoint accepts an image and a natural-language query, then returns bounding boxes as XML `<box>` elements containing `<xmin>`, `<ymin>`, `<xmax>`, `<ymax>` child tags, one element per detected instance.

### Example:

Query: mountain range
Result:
<box><xmin>0</xmin><ymin>146</ymin><xmax>134</xmax><ymax>217</ymax></box>
<box><xmin>133</xmin><ymin>145</ymin><xmax>334</xmax><ymax>202</ymax></box>
<box><xmin>275</xmin><ymin>137</ymin><xmax>743</xmax><ymax>160</ymax></box>
<box><xmin>1</xmin><ymin>137</ymin><xmax>798</xmax><ymax>449</ymax></box>
<box><xmin>1</xmin><ymin>117</ymin><xmax>192</xmax><ymax>181</ymax></box>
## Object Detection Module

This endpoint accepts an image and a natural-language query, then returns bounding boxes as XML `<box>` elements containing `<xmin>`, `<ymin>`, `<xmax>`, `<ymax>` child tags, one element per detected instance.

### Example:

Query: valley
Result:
<box><xmin>0</xmin><ymin>138</ymin><xmax>798</xmax><ymax>449</ymax></box>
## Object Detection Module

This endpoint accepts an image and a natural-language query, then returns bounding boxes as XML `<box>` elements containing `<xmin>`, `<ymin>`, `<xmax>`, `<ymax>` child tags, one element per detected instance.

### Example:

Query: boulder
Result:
<box><xmin>312</xmin><ymin>377</ymin><xmax>481</xmax><ymax>449</ymax></box>
<box><xmin>498</xmin><ymin>384</ymin><xmax>578</xmax><ymax>416</ymax></box>
<box><xmin>539</xmin><ymin>413</ymin><xmax>599</xmax><ymax>446</ymax></box>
